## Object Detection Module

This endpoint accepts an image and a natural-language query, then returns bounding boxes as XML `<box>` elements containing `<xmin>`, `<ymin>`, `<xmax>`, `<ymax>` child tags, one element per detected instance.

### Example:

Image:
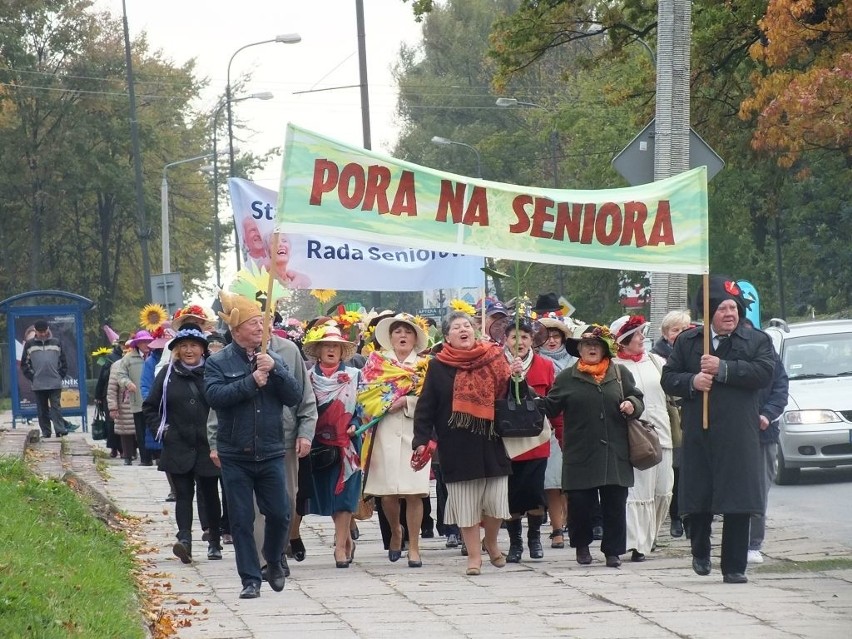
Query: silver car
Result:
<box><xmin>764</xmin><ymin>319</ymin><xmax>852</xmax><ymax>484</ymax></box>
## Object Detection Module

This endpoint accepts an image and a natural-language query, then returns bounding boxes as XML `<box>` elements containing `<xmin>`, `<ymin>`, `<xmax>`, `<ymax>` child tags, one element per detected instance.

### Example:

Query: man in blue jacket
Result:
<box><xmin>205</xmin><ymin>292</ymin><xmax>302</xmax><ymax>599</ymax></box>
<box><xmin>748</xmin><ymin>347</ymin><xmax>789</xmax><ymax>564</ymax></box>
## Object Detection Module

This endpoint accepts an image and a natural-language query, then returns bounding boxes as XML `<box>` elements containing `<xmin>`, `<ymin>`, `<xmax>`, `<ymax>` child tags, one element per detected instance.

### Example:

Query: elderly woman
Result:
<box><xmin>611</xmin><ymin>315</ymin><xmax>674</xmax><ymax>562</ymax></box>
<box><xmin>652</xmin><ymin>309</ymin><xmax>692</xmax><ymax>538</ymax></box>
<box><xmin>537</xmin><ymin>316</ymin><xmax>576</xmax><ymax>548</ymax></box>
<box><xmin>142</xmin><ymin>324</ymin><xmax>221</xmax><ymax>563</ymax></box>
<box><xmin>109</xmin><ymin>330</ymin><xmax>154</xmax><ymax>465</ymax></box>
<box><xmin>499</xmin><ymin>316</ymin><xmax>556</xmax><ymax>562</ymax></box>
<box><xmin>302</xmin><ymin>323</ymin><xmax>362</xmax><ymax>568</ymax></box>
<box><xmin>413</xmin><ymin>311</ymin><xmax>523</xmax><ymax>575</ymax></box>
<box><xmin>541</xmin><ymin>324</ymin><xmax>644</xmax><ymax>568</ymax></box>
<box><xmin>359</xmin><ymin>313</ymin><xmax>431</xmax><ymax>568</ymax></box>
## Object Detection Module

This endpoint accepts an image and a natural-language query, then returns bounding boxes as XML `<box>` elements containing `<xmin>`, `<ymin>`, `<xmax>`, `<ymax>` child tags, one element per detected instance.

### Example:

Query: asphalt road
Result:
<box><xmin>769</xmin><ymin>465</ymin><xmax>852</xmax><ymax>550</ymax></box>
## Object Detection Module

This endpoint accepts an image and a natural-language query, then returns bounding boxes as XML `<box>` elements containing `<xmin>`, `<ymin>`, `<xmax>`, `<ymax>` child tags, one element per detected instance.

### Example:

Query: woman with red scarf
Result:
<box><xmin>540</xmin><ymin>323</ymin><xmax>644</xmax><ymax>568</ymax></box>
<box><xmin>413</xmin><ymin>311</ymin><xmax>523</xmax><ymax>575</ymax></box>
<box><xmin>611</xmin><ymin>315</ymin><xmax>674</xmax><ymax>563</ymax></box>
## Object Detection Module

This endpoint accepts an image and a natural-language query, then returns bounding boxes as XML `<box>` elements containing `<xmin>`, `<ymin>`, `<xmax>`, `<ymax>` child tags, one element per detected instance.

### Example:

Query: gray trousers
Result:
<box><xmin>749</xmin><ymin>442</ymin><xmax>778</xmax><ymax>550</ymax></box>
<box><xmin>34</xmin><ymin>389</ymin><xmax>66</xmax><ymax>436</ymax></box>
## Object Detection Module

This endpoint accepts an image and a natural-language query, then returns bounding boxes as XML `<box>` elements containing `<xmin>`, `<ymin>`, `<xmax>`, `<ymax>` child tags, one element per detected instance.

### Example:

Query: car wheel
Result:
<box><xmin>775</xmin><ymin>447</ymin><xmax>800</xmax><ymax>485</ymax></box>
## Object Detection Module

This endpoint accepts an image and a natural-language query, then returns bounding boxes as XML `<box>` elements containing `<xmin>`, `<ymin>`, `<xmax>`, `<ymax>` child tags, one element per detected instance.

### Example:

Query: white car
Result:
<box><xmin>764</xmin><ymin>319</ymin><xmax>852</xmax><ymax>484</ymax></box>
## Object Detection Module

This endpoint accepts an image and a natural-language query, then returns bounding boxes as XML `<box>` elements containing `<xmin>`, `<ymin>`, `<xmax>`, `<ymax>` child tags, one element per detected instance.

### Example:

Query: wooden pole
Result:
<box><xmin>260</xmin><ymin>232</ymin><xmax>280</xmax><ymax>355</ymax></box>
<box><xmin>702</xmin><ymin>273</ymin><xmax>710</xmax><ymax>429</ymax></box>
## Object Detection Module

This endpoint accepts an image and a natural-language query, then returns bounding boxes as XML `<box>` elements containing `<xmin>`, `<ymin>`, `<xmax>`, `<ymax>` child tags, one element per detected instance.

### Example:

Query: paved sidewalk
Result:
<box><xmin>2</xmin><ymin>419</ymin><xmax>852</xmax><ymax>639</ymax></box>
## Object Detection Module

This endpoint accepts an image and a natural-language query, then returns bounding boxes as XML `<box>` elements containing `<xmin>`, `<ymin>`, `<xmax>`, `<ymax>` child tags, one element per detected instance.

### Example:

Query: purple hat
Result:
<box><xmin>126</xmin><ymin>330</ymin><xmax>154</xmax><ymax>348</ymax></box>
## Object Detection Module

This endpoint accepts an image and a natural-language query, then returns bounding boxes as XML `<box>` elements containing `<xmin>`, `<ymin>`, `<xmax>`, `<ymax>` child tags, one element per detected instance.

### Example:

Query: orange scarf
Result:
<box><xmin>577</xmin><ymin>358</ymin><xmax>610</xmax><ymax>384</ymax></box>
<box><xmin>436</xmin><ymin>340</ymin><xmax>510</xmax><ymax>435</ymax></box>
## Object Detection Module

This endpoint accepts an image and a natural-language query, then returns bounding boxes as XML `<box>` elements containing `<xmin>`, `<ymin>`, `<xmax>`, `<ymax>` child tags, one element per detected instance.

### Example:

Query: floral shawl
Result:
<box><xmin>309</xmin><ymin>363</ymin><xmax>361</xmax><ymax>494</ymax></box>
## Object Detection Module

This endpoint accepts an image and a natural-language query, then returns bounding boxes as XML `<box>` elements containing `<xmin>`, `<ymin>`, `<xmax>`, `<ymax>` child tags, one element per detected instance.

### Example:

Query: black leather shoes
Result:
<box><xmin>239</xmin><ymin>583</ymin><xmax>261</xmax><ymax>599</ymax></box>
<box><xmin>692</xmin><ymin>556</ymin><xmax>711</xmax><ymax>576</ymax></box>
<box><xmin>290</xmin><ymin>537</ymin><xmax>306</xmax><ymax>562</ymax></box>
<box><xmin>576</xmin><ymin>546</ymin><xmax>593</xmax><ymax>565</ymax></box>
<box><xmin>723</xmin><ymin>572</ymin><xmax>748</xmax><ymax>584</ymax></box>
<box><xmin>670</xmin><ymin>518</ymin><xmax>684</xmax><ymax>538</ymax></box>
<box><xmin>266</xmin><ymin>560</ymin><xmax>286</xmax><ymax>592</ymax></box>
<box><xmin>606</xmin><ymin>555</ymin><xmax>622</xmax><ymax>568</ymax></box>
<box><xmin>630</xmin><ymin>550</ymin><xmax>646</xmax><ymax>562</ymax></box>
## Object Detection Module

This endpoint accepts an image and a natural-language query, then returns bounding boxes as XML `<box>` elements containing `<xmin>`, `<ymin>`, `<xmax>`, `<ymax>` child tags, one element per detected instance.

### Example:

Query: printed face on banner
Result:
<box><xmin>228</xmin><ymin>178</ymin><xmax>483</xmax><ymax>291</ymax></box>
<box><xmin>231</xmin><ymin>187</ymin><xmax>312</xmax><ymax>289</ymax></box>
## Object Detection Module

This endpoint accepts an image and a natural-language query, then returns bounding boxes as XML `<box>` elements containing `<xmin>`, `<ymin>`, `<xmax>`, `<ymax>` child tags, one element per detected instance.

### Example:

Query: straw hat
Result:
<box><xmin>374</xmin><ymin>313</ymin><xmax>428</xmax><ymax>353</ymax></box>
<box><xmin>172</xmin><ymin>304</ymin><xmax>218</xmax><ymax>331</ymax></box>
<box><xmin>539</xmin><ymin>317</ymin><xmax>572</xmax><ymax>341</ymax></box>
<box><xmin>302</xmin><ymin>323</ymin><xmax>356</xmax><ymax>361</ymax></box>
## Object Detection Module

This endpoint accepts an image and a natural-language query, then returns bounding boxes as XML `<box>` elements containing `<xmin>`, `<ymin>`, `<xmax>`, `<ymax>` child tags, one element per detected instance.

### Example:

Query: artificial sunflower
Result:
<box><xmin>412</xmin><ymin>315</ymin><xmax>430</xmax><ymax>335</ymax></box>
<box><xmin>449</xmin><ymin>298</ymin><xmax>476</xmax><ymax>316</ymax></box>
<box><xmin>90</xmin><ymin>346</ymin><xmax>113</xmax><ymax>366</ymax></box>
<box><xmin>310</xmin><ymin>289</ymin><xmax>337</xmax><ymax>304</ymax></box>
<box><xmin>139</xmin><ymin>304</ymin><xmax>168</xmax><ymax>332</ymax></box>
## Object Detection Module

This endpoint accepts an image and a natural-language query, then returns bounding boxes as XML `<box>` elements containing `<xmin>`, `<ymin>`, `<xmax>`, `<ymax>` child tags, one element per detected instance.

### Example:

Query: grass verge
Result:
<box><xmin>0</xmin><ymin>458</ymin><xmax>145</xmax><ymax>639</ymax></box>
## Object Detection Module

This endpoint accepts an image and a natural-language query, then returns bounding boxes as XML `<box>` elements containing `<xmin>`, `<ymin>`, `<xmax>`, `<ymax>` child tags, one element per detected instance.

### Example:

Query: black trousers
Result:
<box><xmin>690</xmin><ymin>512</ymin><xmax>750</xmax><ymax>575</ymax></box>
<box><xmin>172</xmin><ymin>472</ymin><xmax>221</xmax><ymax>544</ymax></box>
<box><xmin>433</xmin><ymin>464</ymin><xmax>458</xmax><ymax>537</ymax></box>
<box><xmin>566</xmin><ymin>485</ymin><xmax>628</xmax><ymax>557</ymax></box>
<box><xmin>133</xmin><ymin>412</ymin><xmax>151</xmax><ymax>464</ymax></box>
<box><xmin>669</xmin><ymin>466</ymin><xmax>681</xmax><ymax>520</ymax></box>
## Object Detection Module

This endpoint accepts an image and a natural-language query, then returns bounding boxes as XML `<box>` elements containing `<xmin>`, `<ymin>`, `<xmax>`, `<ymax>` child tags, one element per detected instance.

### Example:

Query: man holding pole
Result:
<box><xmin>205</xmin><ymin>291</ymin><xmax>303</xmax><ymax>599</ymax></box>
<box><xmin>661</xmin><ymin>276</ymin><xmax>775</xmax><ymax>584</ymax></box>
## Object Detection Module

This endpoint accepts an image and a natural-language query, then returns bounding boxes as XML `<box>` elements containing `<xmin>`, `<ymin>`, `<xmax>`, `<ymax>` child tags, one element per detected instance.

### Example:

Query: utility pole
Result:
<box><xmin>121</xmin><ymin>0</ymin><xmax>152</xmax><ymax>301</ymax></box>
<box><xmin>355</xmin><ymin>0</ymin><xmax>381</xmax><ymax>310</ymax></box>
<box><xmin>650</xmin><ymin>0</ymin><xmax>691</xmax><ymax>332</ymax></box>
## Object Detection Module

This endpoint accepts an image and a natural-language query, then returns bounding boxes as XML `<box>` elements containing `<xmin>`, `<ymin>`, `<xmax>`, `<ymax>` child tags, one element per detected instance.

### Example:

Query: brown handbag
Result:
<box><xmin>615</xmin><ymin>365</ymin><xmax>663</xmax><ymax>471</ymax></box>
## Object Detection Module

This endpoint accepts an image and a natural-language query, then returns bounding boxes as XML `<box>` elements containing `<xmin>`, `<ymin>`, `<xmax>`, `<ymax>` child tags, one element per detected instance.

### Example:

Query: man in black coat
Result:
<box><xmin>661</xmin><ymin>277</ymin><xmax>775</xmax><ymax>584</ymax></box>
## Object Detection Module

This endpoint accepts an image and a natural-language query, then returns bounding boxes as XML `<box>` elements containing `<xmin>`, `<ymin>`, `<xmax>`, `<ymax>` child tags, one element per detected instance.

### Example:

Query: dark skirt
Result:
<box><xmin>508</xmin><ymin>458</ymin><xmax>547</xmax><ymax>514</ymax></box>
<box><xmin>304</xmin><ymin>463</ymin><xmax>362</xmax><ymax>516</ymax></box>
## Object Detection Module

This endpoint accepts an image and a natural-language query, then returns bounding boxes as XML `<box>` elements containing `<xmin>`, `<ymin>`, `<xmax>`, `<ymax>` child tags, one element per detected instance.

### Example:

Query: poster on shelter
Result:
<box><xmin>13</xmin><ymin>313</ymin><xmax>81</xmax><ymax>413</ymax></box>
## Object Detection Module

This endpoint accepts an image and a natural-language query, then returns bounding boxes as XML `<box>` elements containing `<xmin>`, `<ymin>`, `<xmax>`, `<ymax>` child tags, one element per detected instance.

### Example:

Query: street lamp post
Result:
<box><xmin>225</xmin><ymin>33</ymin><xmax>300</xmax><ymax>179</ymax></box>
<box><xmin>212</xmin><ymin>92</ymin><xmax>273</xmax><ymax>287</ymax></box>
<box><xmin>431</xmin><ymin>135</ymin><xmax>482</xmax><ymax>178</ymax></box>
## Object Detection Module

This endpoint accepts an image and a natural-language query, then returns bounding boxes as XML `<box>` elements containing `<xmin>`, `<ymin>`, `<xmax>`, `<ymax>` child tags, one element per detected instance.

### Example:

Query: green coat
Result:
<box><xmin>541</xmin><ymin>362</ymin><xmax>644</xmax><ymax>491</ymax></box>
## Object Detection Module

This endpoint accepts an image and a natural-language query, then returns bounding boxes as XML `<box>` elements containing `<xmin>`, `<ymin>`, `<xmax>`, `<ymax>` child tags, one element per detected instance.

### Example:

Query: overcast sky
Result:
<box><xmin>99</xmin><ymin>0</ymin><xmax>424</xmax><ymax>187</ymax></box>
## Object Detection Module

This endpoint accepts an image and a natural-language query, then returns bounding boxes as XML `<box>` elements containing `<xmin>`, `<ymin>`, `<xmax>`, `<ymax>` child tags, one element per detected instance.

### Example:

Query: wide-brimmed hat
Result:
<box><xmin>491</xmin><ymin>315</ymin><xmax>549</xmax><ymax>348</ymax></box>
<box><xmin>148</xmin><ymin>322</ymin><xmax>176</xmax><ymax>350</ymax></box>
<box><xmin>532</xmin><ymin>293</ymin><xmax>561</xmax><ymax>313</ymax></box>
<box><xmin>374</xmin><ymin>313</ymin><xmax>428</xmax><ymax>353</ymax></box>
<box><xmin>539</xmin><ymin>317</ymin><xmax>572</xmax><ymax>342</ymax></box>
<box><xmin>172</xmin><ymin>304</ymin><xmax>217</xmax><ymax>331</ymax></box>
<box><xmin>126</xmin><ymin>330</ymin><xmax>154</xmax><ymax>349</ymax></box>
<box><xmin>609</xmin><ymin>315</ymin><xmax>649</xmax><ymax>345</ymax></box>
<box><xmin>565</xmin><ymin>323</ymin><xmax>617</xmax><ymax>359</ymax></box>
<box><xmin>302</xmin><ymin>323</ymin><xmax>356</xmax><ymax>361</ymax></box>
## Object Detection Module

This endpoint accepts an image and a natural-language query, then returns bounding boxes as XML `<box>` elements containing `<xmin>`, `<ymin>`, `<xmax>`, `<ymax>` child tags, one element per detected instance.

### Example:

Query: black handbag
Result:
<box><xmin>309</xmin><ymin>443</ymin><xmax>340</xmax><ymax>471</ymax></box>
<box><xmin>494</xmin><ymin>382</ymin><xmax>545</xmax><ymax>438</ymax></box>
<box><xmin>91</xmin><ymin>407</ymin><xmax>107</xmax><ymax>441</ymax></box>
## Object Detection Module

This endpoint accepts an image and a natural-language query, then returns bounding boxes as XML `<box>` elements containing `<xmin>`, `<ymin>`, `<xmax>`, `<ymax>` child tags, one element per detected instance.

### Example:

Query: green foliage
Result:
<box><xmin>0</xmin><ymin>458</ymin><xmax>144</xmax><ymax>638</ymax></box>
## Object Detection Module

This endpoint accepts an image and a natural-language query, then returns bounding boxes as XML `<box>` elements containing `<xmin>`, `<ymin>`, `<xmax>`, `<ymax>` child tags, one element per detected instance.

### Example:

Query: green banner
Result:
<box><xmin>277</xmin><ymin>124</ymin><xmax>709</xmax><ymax>274</ymax></box>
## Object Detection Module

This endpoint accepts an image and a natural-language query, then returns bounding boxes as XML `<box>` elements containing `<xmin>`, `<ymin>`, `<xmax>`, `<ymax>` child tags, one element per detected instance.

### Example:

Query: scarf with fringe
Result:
<box><xmin>436</xmin><ymin>340</ymin><xmax>510</xmax><ymax>436</ymax></box>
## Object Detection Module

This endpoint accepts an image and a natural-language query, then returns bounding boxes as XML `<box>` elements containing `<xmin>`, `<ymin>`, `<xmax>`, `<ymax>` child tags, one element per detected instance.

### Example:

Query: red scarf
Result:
<box><xmin>617</xmin><ymin>350</ymin><xmax>645</xmax><ymax>363</ymax></box>
<box><xmin>436</xmin><ymin>340</ymin><xmax>510</xmax><ymax>435</ymax></box>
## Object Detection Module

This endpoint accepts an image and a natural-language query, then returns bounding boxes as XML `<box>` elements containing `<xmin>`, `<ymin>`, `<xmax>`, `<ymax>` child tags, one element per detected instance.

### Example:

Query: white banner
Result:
<box><xmin>228</xmin><ymin>178</ymin><xmax>484</xmax><ymax>291</ymax></box>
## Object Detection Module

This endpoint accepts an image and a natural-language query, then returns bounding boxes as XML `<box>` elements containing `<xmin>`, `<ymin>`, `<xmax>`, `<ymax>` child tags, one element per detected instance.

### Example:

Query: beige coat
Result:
<box><xmin>111</xmin><ymin>349</ymin><xmax>147</xmax><ymax>413</ymax></box>
<box><xmin>363</xmin><ymin>350</ymin><xmax>431</xmax><ymax>497</ymax></box>
<box><xmin>106</xmin><ymin>361</ymin><xmax>136</xmax><ymax>436</ymax></box>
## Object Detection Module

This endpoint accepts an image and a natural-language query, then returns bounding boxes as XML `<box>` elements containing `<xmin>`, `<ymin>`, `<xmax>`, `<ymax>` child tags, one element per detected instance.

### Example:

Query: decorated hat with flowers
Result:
<box><xmin>374</xmin><ymin>313</ymin><xmax>428</xmax><ymax>353</ymax></box>
<box><xmin>609</xmin><ymin>315</ymin><xmax>649</xmax><ymax>345</ymax></box>
<box><xmin>173</xmin><ymin>303</ymin><xmax>217</xmax><ymax>331</ymax></box>
<box><xmin>695</xmin><ymin>275</ymin><xmax>752</xmax><ymax>319</ymax></box>
<box><xmin>168</xmin><ymin>322</ymin><xmax>208</xmax><ymax>351</ymax></box>
<box><xmin>139</xmin><ymin>304</ymin><xmax>169</xmax><ymax>332</ymax></box>
<box><xmin>565</xmin><ymin>323</ymin><xmax>617</xmax><ymax>359</ymax></box>
<box><xmin>302</xmin><ymin>322</ymin><xmax>356</xmax><ymax>361</ymax></box>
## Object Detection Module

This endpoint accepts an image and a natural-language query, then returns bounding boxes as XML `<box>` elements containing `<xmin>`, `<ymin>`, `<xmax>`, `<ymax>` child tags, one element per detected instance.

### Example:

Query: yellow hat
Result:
<box><xmin>217</xmin><ymin>291</ymin><xmax>262</xmax><ymax>329</ymax></box>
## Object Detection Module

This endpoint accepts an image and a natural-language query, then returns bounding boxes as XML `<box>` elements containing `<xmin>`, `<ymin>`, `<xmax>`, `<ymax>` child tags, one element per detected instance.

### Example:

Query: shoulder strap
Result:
<box><xmin>613</xmin><ymin>363</ymin><xmax>625</xmax><ymax>400</ymax></box>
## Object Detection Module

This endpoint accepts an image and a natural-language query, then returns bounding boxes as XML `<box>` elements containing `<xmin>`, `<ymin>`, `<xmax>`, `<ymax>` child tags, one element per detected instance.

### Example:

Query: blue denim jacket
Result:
<box><xmin>204</xmin><ymin>342</ymin><xmax>303</xmax><ymax>461</ymax></box>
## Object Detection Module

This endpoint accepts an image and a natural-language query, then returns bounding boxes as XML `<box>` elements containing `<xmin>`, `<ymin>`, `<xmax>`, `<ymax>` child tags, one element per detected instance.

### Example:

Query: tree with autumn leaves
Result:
<box><xmin>740</xmin><ymin>0</ymin><xmax>851</xmax><ymax>168</ymax></box>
